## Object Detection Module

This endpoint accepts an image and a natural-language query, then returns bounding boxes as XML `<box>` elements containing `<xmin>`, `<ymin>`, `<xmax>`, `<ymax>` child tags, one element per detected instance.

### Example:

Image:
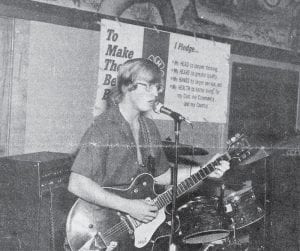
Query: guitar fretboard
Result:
<box><xmin>155</xmin><ymin>152</ymin><xmax>231</xmax><ymax>209</ymax></box>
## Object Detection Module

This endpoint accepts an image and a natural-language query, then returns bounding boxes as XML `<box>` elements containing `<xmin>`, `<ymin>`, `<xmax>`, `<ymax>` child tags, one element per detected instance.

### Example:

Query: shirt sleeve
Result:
<box><xmin>71</xmin><ymin>121</ymin><xmax>109</xmax><ymax>185</ymax></box>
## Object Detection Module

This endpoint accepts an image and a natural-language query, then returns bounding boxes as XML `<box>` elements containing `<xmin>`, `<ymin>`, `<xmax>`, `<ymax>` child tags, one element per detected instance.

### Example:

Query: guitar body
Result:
<box><xmin>66</xmin><ymin>173</ymin><xmax>178</xmax><ymax>251</ymax></box>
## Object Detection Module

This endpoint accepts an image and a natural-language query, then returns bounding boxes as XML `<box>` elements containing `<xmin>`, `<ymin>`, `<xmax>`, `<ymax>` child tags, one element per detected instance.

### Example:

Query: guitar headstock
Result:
<box><xmin>226</xmin><ymin>133</ymin><xmax>251</xmax><ymax>163</ymax></box>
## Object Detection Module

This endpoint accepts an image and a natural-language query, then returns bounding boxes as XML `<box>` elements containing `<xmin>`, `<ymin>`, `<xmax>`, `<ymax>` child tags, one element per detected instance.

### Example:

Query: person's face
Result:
<box><xmin>126</xmin><ymin>71</ymin><xmax>163</xmax><ymax>113</ymax></box>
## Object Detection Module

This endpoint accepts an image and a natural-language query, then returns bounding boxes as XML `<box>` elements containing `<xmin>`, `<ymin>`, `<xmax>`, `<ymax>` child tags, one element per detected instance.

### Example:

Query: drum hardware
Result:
<box><xmin>228</xmin><ymin>217</ymin><xmax>244</xmax><ymax>249</ymax></box>
<box><xmin>175</xmin><ymin>196</ymin><xmax>230</xmax><ymax>245</ymax></box>
<box><xmin>171</xmin><ymin>183</ymin><xmax>265</xmax><ymax>250</ymax></box>
<box><xmin>162</xmin><ymin>138</ymin><xmax>209</xmax><ymax>156</ymax></box>
<box><xmin>224</xmin><ymin>187</ymin><xmax>265</xmax><ymax>230</ymax></box>
<box><xmin>231</xmin><ymin>218</ymin><xmax>238</xmax><ymax>243</ymax></box>
<box><xmin>166</xmin><ymin>155</ymin><xmax>201</xmax><ymax>166</ymax></box>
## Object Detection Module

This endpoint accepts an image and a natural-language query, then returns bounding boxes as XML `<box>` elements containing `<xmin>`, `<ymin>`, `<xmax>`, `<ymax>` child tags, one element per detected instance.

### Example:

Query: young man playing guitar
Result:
<box><xmin>68</xmin><ymin>58</ymin><xmax>230</xmax><ymax>250</ymax></box>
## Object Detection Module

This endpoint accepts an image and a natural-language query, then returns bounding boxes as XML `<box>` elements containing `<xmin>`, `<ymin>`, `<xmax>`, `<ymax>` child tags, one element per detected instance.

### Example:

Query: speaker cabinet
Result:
<box><xmin>0</xmin><ymin>152</ymin><xmax>76</xmax><ymax>251</ymax></box>
<box><xmin>265</xmin><ymin>151</ymin><xmax>300</xmax><ymax>251</ymax></box>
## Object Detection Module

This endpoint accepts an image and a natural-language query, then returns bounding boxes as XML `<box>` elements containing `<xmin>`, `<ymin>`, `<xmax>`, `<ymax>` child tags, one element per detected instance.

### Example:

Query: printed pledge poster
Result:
<box><xmin>95</xmin><ymin>19</ymin><xmax>230</xmax><ymax>123</ymax></box>
<box><xmin>165</xmin><ymin>34</ymin><xmax>230</xmax><ymax>123</ymax></box>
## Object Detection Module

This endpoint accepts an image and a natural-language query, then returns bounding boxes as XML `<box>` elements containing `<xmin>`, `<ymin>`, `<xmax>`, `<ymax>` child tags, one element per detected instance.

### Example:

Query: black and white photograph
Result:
<box><xmin>0</xmin><ymin>0</ymin><xmax>299</xmax><ymax>250</ymax></box>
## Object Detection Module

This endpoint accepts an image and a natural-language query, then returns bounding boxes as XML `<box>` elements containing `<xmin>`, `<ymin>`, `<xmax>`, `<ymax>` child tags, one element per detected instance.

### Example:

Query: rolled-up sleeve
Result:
<box><xmin>71</xmin><ymin>123</ymin><xmax>109</xmax><ymax>185</ymax></box>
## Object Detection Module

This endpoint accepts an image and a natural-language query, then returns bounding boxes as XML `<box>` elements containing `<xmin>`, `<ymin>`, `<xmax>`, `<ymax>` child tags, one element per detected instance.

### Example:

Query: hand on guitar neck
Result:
<box><xmin>183</xmin><ymin>153</ymin><xmax>230</xmax><ymax>182</ymax></box>
<box><xmin>207</xmin><ymin>154</ymin><xmax>230</xmax><ymax>179</ymax></box>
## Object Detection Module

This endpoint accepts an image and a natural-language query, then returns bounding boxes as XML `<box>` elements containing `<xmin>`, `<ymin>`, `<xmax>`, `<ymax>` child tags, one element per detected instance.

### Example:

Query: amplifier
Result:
<box><xmin>0</xmin><ymin>151</ymin><xmax>76</xmax><ymax>250</ymax></box>
<box><xmin>0</xmin><ymin>151</ymin><xmax>74</xmax><ymax>196</ymax></box>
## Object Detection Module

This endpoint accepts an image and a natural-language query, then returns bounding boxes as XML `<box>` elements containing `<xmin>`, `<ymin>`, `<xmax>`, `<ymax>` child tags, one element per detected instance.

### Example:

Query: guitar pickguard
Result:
<box><xmin>134</xmin><ymin>208</ymin><xmax>166</xmax><ymax>248</ymax></box>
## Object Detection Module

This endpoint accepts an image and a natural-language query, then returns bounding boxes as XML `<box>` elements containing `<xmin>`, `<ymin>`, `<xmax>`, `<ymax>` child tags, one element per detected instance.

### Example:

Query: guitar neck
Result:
<box><xmin>155</xmin><ymin>152</ymin><xmax>231</xmax><ymax>209</ymax></box>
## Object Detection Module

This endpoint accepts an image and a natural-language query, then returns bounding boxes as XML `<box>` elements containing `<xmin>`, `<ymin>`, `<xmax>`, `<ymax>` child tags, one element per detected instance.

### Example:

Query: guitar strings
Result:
<box><xmin>101</xmin><ymin>166</ymin><xmax>218</xmax><ymax>244</ymax></box>
<box><xmin>103</xmin><ymin>223</ymin><xmax>127</xmax><ymax>238</ymax></box>
<box><xmin>90</xmin><ymin>144</ymin><xmax>239</xmax><ymax>246</ymax></box>
<box><xmin>103</xmin><ymin>159</ymin><xmax>225</xmax><ymax>242</ymax></box>
<box><xmin>102</xmin><ymin>221</ymin><xmax>131</xmax><ymax>242</ymax></box>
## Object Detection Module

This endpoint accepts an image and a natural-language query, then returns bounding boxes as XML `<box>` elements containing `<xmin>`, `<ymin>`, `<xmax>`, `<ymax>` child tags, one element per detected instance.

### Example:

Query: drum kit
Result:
<box><xmin>174</xmin><ymin>186</ymin><xmax>265</xmax><ymax>250</ymax></box>
<box><xmin>162</xmin><ymin>140</ymin><xmax>267</xmax><ymax>251</ymax></box>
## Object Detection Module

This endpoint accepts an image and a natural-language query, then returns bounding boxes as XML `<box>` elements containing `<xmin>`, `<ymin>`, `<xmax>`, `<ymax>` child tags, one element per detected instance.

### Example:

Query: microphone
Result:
<box><xmin>154</xmin><ymin>102</ymin><xmax>192</xmax><ymax>124</ymax></box>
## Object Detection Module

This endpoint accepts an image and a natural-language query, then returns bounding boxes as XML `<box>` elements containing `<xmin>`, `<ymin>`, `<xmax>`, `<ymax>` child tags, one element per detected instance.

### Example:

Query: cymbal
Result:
<box><xmin>161</xmin><ymin>140</ymin><xmax>209</xmax><ymax>156</ymax></box>
<box><xmin>165</xmin><ymin>155</ymin><xmax>201</xmax><ymax>166</ymax></box>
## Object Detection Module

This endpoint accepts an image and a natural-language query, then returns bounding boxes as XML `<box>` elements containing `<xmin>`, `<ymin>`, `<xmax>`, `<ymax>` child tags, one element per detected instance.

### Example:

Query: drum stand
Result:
<box><xmin>167</xmin><ymin>112</ymin><xmax>192</xmax><ymax>251</ymax></box>
<box><xmin>229</xmin><ymin>219</ymin><xmax>242</xmax><ymax>248</ymax></box>
<box><xmin>220</xmin><ymin>184</ymin><xmax>243</xmax><ymax>250</ymax></box>
<box><xmin>219</xmin><ymin>181</ymin><xmax>265</xmax><ymax>251</ymax></box>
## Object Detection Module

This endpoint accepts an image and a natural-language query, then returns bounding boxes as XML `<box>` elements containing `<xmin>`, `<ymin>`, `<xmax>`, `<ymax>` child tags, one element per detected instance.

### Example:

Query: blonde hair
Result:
<box><xmin>107</xmin><ymin>58</ymin><xmax>163</xmax><ymax>106</ymax></box>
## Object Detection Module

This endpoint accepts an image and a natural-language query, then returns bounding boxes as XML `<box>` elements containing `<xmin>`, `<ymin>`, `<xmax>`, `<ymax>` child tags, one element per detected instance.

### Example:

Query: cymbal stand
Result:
<box><xmin>231</xmin><ymin>219</ymin><xmax>238</xmax><ymax>244</ymax></box>
<box><xmin>228</xmin><ymin>219</ymin><xmax>245</xmax><ymax>251</ymax></box>
<box><xmin>220</xmin><ymin>183</ymin><xmax>242</xmax><ymax>250</ymax></box>
<box><xmin>169</xmin><ymin>118</ymin><xmax>182</xmax><ymax>251</ymax></box>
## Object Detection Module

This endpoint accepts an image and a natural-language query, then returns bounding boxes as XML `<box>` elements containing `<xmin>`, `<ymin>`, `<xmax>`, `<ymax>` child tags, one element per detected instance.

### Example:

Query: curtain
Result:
<box><xmin>0</xmin><ymin>17</ymin><xmax>13</xmax><ymax>156</ymax></box>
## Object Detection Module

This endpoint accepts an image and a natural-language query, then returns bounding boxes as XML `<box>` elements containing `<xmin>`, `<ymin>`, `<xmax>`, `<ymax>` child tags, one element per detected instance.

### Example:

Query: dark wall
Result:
<box><xmin>265</xmin><ymin>150</ymin><xmax>300</xmax><ymax>251</ymax></box>
<box><xmin>229</xmin><ymin>63</ymin><xmax>299</xmax><ymax>146</ymax></box>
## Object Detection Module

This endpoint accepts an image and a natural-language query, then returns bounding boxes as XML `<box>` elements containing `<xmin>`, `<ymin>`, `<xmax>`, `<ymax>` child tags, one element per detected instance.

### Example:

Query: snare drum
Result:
<box><xmin>177</xmin><ymin>196</ymin><xmax>230</xmax><ymax>244</ymax></box>
<box><xmin>224</xmin><ymin>187</ymin><xmax>264</xmax><ymax>229</ymax></box>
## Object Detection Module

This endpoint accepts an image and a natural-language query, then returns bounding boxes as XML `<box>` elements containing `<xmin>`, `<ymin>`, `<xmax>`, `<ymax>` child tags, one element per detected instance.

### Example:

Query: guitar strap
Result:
<box><xmin>139</xmin><ymin>116</ymin><xmax>156</xmax><ymax>176</ymax></box>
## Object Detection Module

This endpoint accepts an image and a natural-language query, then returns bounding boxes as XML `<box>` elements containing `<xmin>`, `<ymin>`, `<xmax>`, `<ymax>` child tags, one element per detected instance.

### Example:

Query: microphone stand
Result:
<box><xmin>169</xmin><ymin>117</ymin><xmax>182</xmax><ymax>251</ymax></box>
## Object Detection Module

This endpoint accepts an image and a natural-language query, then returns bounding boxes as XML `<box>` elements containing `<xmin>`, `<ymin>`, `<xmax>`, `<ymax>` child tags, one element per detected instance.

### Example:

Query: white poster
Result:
<box><xmin>94</xmin><ymin>19</ymin><xmax>231</xmax><ymax>123</ymax></box>
<box><xmin>94</xmin><ymin>19</ymin><xmax>144</xmax><ymax>116</ymax></box>
<box><xmin>164</xmin><ymin>34</ymin><xmax>231</xmax><ymax>123</ymax></box>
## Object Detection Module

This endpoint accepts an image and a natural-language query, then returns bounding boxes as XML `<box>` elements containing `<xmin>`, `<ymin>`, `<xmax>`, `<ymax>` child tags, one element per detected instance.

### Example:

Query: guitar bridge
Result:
<box><xmin>126</xmin><ymin>215</ymin><xmax>141</xmax><ymax>229</ymax></box>
<box><xmin>117</xmin><ymin>212</ymin><xmax>135</xmax><ymax>236</ymax></box>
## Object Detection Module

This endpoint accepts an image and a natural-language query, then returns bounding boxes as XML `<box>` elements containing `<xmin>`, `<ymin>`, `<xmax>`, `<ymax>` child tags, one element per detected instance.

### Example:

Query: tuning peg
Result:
<box><xmin>230</xmin><ymin>136</ymin><xmax>236</xmax><ymax>142</ymax></box>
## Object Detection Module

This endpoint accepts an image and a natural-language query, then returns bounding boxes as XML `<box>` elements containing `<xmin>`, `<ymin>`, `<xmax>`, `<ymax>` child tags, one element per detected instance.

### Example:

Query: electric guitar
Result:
<box><xmin>66</xmin><ymin>134</ymin><xmax>251</xmax><ymax>251</ymax></box>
